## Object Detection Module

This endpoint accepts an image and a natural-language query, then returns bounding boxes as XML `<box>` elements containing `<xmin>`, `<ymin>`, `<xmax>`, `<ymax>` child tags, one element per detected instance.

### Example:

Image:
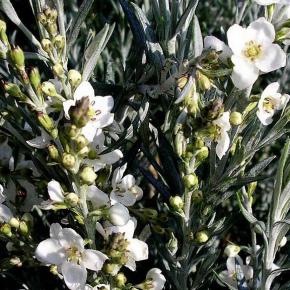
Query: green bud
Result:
<box><xmin>140</xmin><ymin>208</ymin><xmax>158</xmax><ymax>220</ymax></box>
<box><xmin>79</xmin><ymin>166</ymin><xmax>97</xmax><ymax>185</ymax></box>
<box><xmin>103</xmin><ymin>263</ymin><xmax>119</xmax><ymax>275</ymax></box>
<box><xmin>41</xmin><ymin>81</ymin><xmax>57</xmax><ymax>96</ymax></box>
<box><xmin>151</xmin><ymin>224</ymin><xmax>166</xmax><ymax>235</ymax></box>
<box><xmin>19</xmin><ymin>221</ymin><xmax>29</xmax><ymax>236</ymax></box>
<box><xmin>9</xmin><ymin>218</ymin><xmax>20</xmax><ymax>229</ymax></box>
<box><xmin>196</xmin><ymin>71</ymin><xmax>212</xmax><ymax>91</ymax></box>
<box><xmin>230</xmin><ymin>112</ymin><xmax>243</xmax><ymax>126</ymax></box>
<box><xmin>53</xmin><ymin>35</ymin><xmax>65</xmax><ymax>50</ymax></box>
<box><xmin>115</xmin><ymin>273</ymin><xmax>127</xmax><ymax>287</ymax></box>
<box><xmin>0</xmin><ymin>224</ymin><xmax>12</xmax><ymax>237</ymax></box>
<box><xmin>194</xmin><ymin>138</ymin><xmax>204</xmax><ymax>149</ymax></box>
<box><xmin>196</xmin><ymin>146</ymin><xmax>209</xmax><ymax>161</ymax></box>
<box><xmin>68</xmin><ymin>70</ymin><xmax>82</xmax><ymax>88</ymax></box>
<box><xmin>66</xmin><ymin>125</ymin><xmax>79</xmax><ymax>138</ymax></box>
<box><xmin>47</xmin><ymin>23</ymin><xmax>58</xmax><ymax>36</ymax></box>
<box><xmin>50</xmin><ymin>9</ymin><xmax>58</xmax><ymax>22</ymax></box>
<box><xmin>191</xmin><ymin>190</ymin><xmax>203</xmax><ymax>203</ymax></box>
<box><xmin>37</xmin><ymin>112</ymin><xmax>56</xmax><ymax>135</ymax></box>
<box><xmin>166</xmin><ymin>232</ymin><xmax>178</xmax><ymax>256</ymax></box>
<box><xmin>0</xmin><ymin>20</ymin><xmax>8</xmax><ymax>46</ymax></box>
<box><xmin>62</xmin><ymin>153</ymin><xmax>76</xmax><ymax>170</ymax></box>
<box><xmin>41</xmin><ymin>39</ymin><xmax>52</xmax><ymax>53</ymax></box>
<box><xmin>21</xmin><ymin>213</ymin><xmax>33</xmax><ymax>228</ymax></box>
<box><xmin>195</xmin><ymin>230</ymin><xmax>209</xmax><ymax>243</ymax></box>
<box><xmin>9</xmin><ymin>46</ymin><xmax>25</xmax><ymax>70</ymax></box>
<box><xmin>3</xmin><ymin>82</ymin><xmax>22</xmax><ymax>98</ymax></box>
<box><xmin>75</xmin><ymin>135</ymin><xmax>88</xmax><ymax>151</ymax></box>
<box><xmin>64</xmin><ymin>192</ymin><xmax>79</xmax><ymax>207</ymax></box>
<box><xmin>175</xmin><ymin>132</ymin><xmax>186</xmax><ymax>157</ymax></box>
<box><xmin>169</xmin><ymin>196</ymin><xmax>184</xmax><ymax>212</ymax></box>
<box><xmin>183</xmin><ymin>174</ymin><xmax>198</xmax><ymax>189</ymax></box>
<box><xmin>29</xmin><ymin>67</ymin><xmax>41</xmax><ymax>92</ymax></box>
<box><xmin>48</xmin><ymin>144</ymin><xmax>59</xmax><ymax>160</ymax></box>
<box><xmin>52</xmin><ymin>63</ymin><xmax>64</xmax><ymax>78</ymax></box>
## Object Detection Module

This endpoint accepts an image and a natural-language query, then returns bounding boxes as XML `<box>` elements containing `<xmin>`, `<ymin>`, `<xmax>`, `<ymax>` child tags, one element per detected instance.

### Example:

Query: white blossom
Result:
<box><xmin>108</xmin><ymin>203</ymin><xmax>130</xmax><ymax>226</ymax></box>
<box><xmin>257</xmin><ymin>82</ymin><xmax>289</xmax><ymax>125</ymax></box>
<box><xmin>63</xmin><ymin>81</ymin><xmax>114</xmax><ymax>142</ymax></box>
<box><xmin>212</xmin><ymin>112</ymin><xmax>231</xmax><ymax>160</ymax></box>
<box><xmin>35</xmin><ymin>223</ymin><xmax>108</xmax><ymax>290</ymax></box>
<box><xmin>227</xmin><ymin>18</ymin><xmax>286</xmax><ymax>89</ymax></box>
<box><xmin>110</xmin><ymin>164</ymin><xmax>143</xmax><ymax>206</ymax></box>
<box><xmin>0</xmin><ymin>184</ymin><xmax>13</xmax><ymax>223</ymax></box>
<box><xmin>254</xmin><ymin>0</ymin><xmax>290</xmax><ymax>5</ymax></box>
<box><xmin>144</xmin><ymin>268</ymin><xmax>166</xmax><ymax>290</ymax></box>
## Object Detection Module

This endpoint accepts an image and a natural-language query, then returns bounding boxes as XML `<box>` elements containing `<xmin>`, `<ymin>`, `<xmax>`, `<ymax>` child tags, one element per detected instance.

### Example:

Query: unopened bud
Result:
<box><xmin>195</xmin><ymin>230</ymin><xmax>209</xmax><ymax>243</ymax></box>
<box><xmin>75</xmin><ymin>135</ymin><xmax>88</xmax><ymax>151</ymax></box>
<box><xmin>230</xmin><ymin>112</ymin><xmax>243</xmax><ymax>126</ymax></box>
<box><xmin>29</xmin><ymin>67</ymin><xmax>41</xmax><ymax>92</ymax></box>
<box><xmin>50</xmin><ymin>9</ymin><xmax>58</xmax><ymax>22</ymax></box>
<box><xmin>37</xmin><ymin>112</ymin><xmax>57</xmax><ymax>137</ymax></box>
<box><xmin>151</xmin><ymin>224</ymin><xmax>166</xmax><ymax>235</ymax></box>
<box><xmin>21</xmin><ymin>213</ymin><xmax>33</xmax><ymax>228</ymax></box>
<box><xmin>41</xmin><ymin>81</ymin><xmax>57</xmax><ymax>96</ymax></box>
<box><xmin>103</xmin><ymin>263</ymin><xmax>119</xmax><ymax>275</ymax></box>
<box><xmin>196</xmin><ymin>146</ymin><xmax>209</xmax><ymax>161</ymax></box>
<box><xmin>9</xmin><ymin>218</ymin><xmax>20</xmax><ymax>229</ymax></box>
<box><xmin>175</xmin><ymin>132</ymin><xmax>186</xmax><ymax>157</ymax></box>
<box><xmin>53</xmin><ymin>35</ymin><xmax>65</xmax><ymax>50</ymax></box>
<box><xmin>169</xmin><ymin>196</ymin><xmax>184</xmax><ymax>212</ymax></box>
<box><xmin>19</xmin><ymin>221</ymin><xmax>29</xmax><ymax>236</ymax></box>
<box><xmin>3</xmin><ymin>82</ymin><xmax>22</xmax><ymax>97</ymax></box>
<box><xmin>0</xmin><ymin>20</ymin><xmax>8</xmax><ymax>46</ymax></box>
<box><xmin>9</xmin><ymin>46</ymin><xmax>25</xmax><ymax>70</ymax></box>
<box><xmin>115</xmin><ymin>273</ymin><xmax>127</xmax><ymax>287</ymax></box>
<box><xmin>224</xmin><ymin>244</ymin><xmax>240</xmax><ymax>257</ymax></box>
<box><xmin>68</xmin><ymin>70</ymin><xmax>82</xmax><ymax>88</ymax></box>
<box><xmin>140</xmin><ymin>208</ymin><xmax>158</xmax><ymax>220</ymax></box>
<box><xmin>79</xmin><ymin>166</ymin><xmax>97</xmax><ymax>184</ymax></box>
<box><xmin>66</xmin><ymin>125</ymin><xmax>79</xmax><ymax>138</ymax></box>
<box><xmin>62</xmin><ymin>153</ymin><xmax>76</xmax><ymax>170</ymax></box>
<box><xmin>183</xmin><ymin>174</ymin><xmax>198</xmax><ymax>189</ymax></box>
<box><xmin>196</xmin><ymin>71</ymin><xmax>211</xmax><ymax>91</ymax></box>
<box><xmin>37</xmin><ymin>13</ymin><xmax>47</xmax><ymax>25</ymax></box>
<box><xmin>47</xmin><ymin>23</ymin><xmax>58</xmax><ymax>36</ymax></box>
<box><xmin>48</xmin><ymin>144</ymin><xmax>59</xmax><ymax>160</ymax></box>
<box><xmin>192</xmin><ymin>190</ymin><xmax>203</xmax><ymax>203</ymax></box>
<box><xmin>0</xmin><ymin>224</ymin><xmax>12</xmax><ymax>237</ymax></box>
<box><xmin>41</xmin><ymin>39</ymin><xmax>52</xmax><ymax>53</ymax></box>
<box><xmin>65</xmin><ymin>192</ymin><xmax>79</xmax><ymax>207</ymax></box>
<box><xmin>52</xmin><ymin>63</ymin><xmax>64</xmax><ymax>78</ymax></box>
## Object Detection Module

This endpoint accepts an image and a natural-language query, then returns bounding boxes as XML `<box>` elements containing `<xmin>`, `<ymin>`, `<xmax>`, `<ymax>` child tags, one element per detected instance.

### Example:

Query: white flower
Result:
<box><xmin>212</xmin><ymin>112</ymin><xmax>231</xmax><ymax>160</ymax></box>
<box><xmin>110</xmin><ymin>164</ymin><xmax>143</xmax><ymax>206</ymax></box>
<box><xmin>224</xmin><ymin>244</ymin><xmax>241</xmax><ymax>258</ymax></box>
<box><xmin>144</xmin><ymin>268</ymin><xmax>166</xmax><ymax>290</ymax></box>
<box><xmin>257</xmin><ymin>82</ymin><xmax>289</xmax><ymax>125</ymax></box>
<box><xmin>108</xmin><ymin>203</ymin><xmax>130</xmax><ymax>226</ymax></box>
<box><xmin>204</xmin><ymin>36</ymin><xmax>232</xmax><ymax>62</ymax></box>
<box><xmin>63</xmin><ymin>81</ymin><xmax>114</xmax><ymax>142</ymax></box>
<box><xmin>0</xmin><ymin>185</ymin><xmax>13</xmax><ymax>223</ymax></box>
<box><xmin>26</xmin><ymin>128</ymin><xmax>51</xmax><ymax>149</ymax></box>
<box><xmin>35</xmin><ymin>223</ymin><xmax>108</xmax><ymax>290</ymax></box>
<box><xmin>86</xmin><ymin>185</ymin><xmax>110</xmax><ymax>208</ymax></box>
<box><xmin>41</xmin><ymin>180</ymin><xmax>66</xmax><ymax>210</ymax></box>
<box><xmin>219</xmin><ymin>256</ymin><xmax>253</xmax><ymax>289</ymax></box>
<box><xmin>97</xmin><ymin>218</ymin><xmax>148</xmax><ymax>271</ymax></box>
<box><xmin>254</xmin><ymin>0</ymin><xmax>290</xmax><ymax>5</ymax></box>
<box><xmin>83</xmin><ymin>129</ymin><xmax>123</xmax><ymax>172</ymax></box>
<box><xmin>227</xmin><ymin>18</ymin><xmax>286</xmax><ymax>89</ymax></box>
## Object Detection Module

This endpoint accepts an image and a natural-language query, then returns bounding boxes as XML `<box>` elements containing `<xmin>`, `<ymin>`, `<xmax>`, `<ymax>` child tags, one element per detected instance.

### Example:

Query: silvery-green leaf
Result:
<box><xmin>67</xmin><ymin>0</ymin><xmax>95</xmax><ymax>50</ymax></box>
<box><xmin>193</xmin><ymin>15</ymin><xmax>203</xmax><ymax>57</ymax></box>
<box><xmin>82</xmin><ymin>23</ymin><xmax>115</xmax><ymax>81</ymax></box>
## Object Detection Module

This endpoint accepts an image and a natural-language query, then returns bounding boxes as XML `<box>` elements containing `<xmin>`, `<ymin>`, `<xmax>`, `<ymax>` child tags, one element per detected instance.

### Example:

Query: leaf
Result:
<box><xmin>67</xmin><ymin>0</ymin><xmax>95</xmax><ymax>50</ymax></box>
<box><xmin>119</xmin><ymin>0</ymin><xmax>164</xmax><ymax>69</ymax></box>
<box><xmin>0</xmin><ymin>0</ymin><xmax>44</xmax><ymax>53</ymax></box>
<box><xmin>247</xmin><ymin>156</ymin><xmax>276</xmax><ymax>177</ymax></box>
<box><xmin>193</xmin><ymin>15</ymin><xmax>203</xmax><ymax>57</ymax></box>
<box><xmin>82</xmin><ymin>23</ymin><xmax>115</xmax><ymax>81</ymax></box>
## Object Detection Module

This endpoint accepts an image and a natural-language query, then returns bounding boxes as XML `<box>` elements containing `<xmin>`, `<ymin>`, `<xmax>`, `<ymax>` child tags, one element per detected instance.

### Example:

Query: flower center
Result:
<box><xmin>66</xmin><ymin>246</ymin><xmax>82</xmax><ymax>263</ymax></box>
<box><xmin>243</xmin><ymin>41</ymin><xmax>262</xmax><ymax>61</ymax></box>
<box><xmin>263</xmin><ymin>97</ymin><xmax>275</xmax><ymax>113</ymax></box>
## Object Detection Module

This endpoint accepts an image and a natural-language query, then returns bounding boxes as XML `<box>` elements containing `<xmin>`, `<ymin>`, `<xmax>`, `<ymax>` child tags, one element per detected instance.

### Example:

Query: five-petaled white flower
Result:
<box><xmin>83</xmin><ymin>129</ymin><xmax>123</xmax><ymax>172</ymax></box>
<box><xmin>212</xmin><ymin>112</ymin><xmax>231</xmax><ymax>160</ymax></box>
<box><xmin>110</xmin><ymin>164</ymin><xmax>143</xmax><ymax>206</ymax></box>
<box><xmin>143</xmin><ymin>268</ymin><xmax>166</xmax><ymax>290</ymax></box>
<box><xmin>63</xmin><ymin>81</ymin><xmax>114</xmax><ymax>142</ymax></box>
<box><xmin>257</xmin><ymin>82</ymin><xmax>289</xmax><ymax>125</ymax></box>
<box><xmin>0</xmin><ymin>184</ymin><xmax>13</xmax><ymax>223</ymax></box>
<box><xmin>97</xmin><ymin>218</ymin><xmax>148</xmax><ymax>271</ymax></box>
<box><xmin>35</xmin><ymin>223</ymin><xmax>108</xmax><ymax>290</ymax></box>
<box><xmin>227</xmin><ymin>18</ymin><xmax>286</xmax><ymax>89</ymax></box>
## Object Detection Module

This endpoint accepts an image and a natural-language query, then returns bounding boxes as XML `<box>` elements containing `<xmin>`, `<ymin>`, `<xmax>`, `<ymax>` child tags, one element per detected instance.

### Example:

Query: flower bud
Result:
<box><xmin>196</xmin><ymin>146</ymin><xmax>209</xmax><ymax>161</ymax></box>
<box><xmin>166</xmin><ymin>232</ymin><xmax>178</xmax><ymax>255</ymax></box>
<box><xmin>62</xmin><ymin>153</ymin><xmax>76</xmax><ymax>170</ymax></box>
<box><xmin>103</xmin><ymin>263</ymin><xmax>119</xmax><ymax>275</ymax></box>
<box><xmin>64</xmin><ymin>192</ymin><xmax>79</xmax><ymax>207</ymax></box>
<box><xmin>3</xmin><ymin>82</ymin><xmax>22</xmax><ymax>98</ymax></box>
<box><xmin>0</xmin><ymin>224</ymin><xmax>12</xmax><ymax>237</ymax></box>
<box><xmin>37</xmin><ymin>13</ymin><xmax>47</xmax><ymax>25</ymax></box>
<box><xmin>50</xmin><ymin>9</ymin><xmax>58</xmax><ymax>22</ymax></box>
<box><xmin>109</xmin><ymin>203</ymin><xmax>130</xmax><ymax>226</ymax></box>
<box><xmin>48</xmin><ymin>144</ymin><xmax>59</xmax><ymax>160</ymax></box>
<box><xmin>65</xmin><ymin>125</ymin><xmax>79</xmax><ymax>138</ymax></box>
<box><xmin>169</xmin><ymin>196</ymin><xmax>184</xmax><ymax>212</ymax></box>
<box><xmin>47</xmin><ymin>23</ymin><xmax>58</xmax><ymax>36</ymax></box>
<box><xmin>139</xmin><ymin>208</ymin><xmax>158</xmax><ymax>220</ymax></box>
<box><xmin>19</xmin><ymin>221</ymin><xmax>29</xmax><ymax>236</ymax></box>
<box><xmin>41</xmin><ymin>81</ymin><xmax>57</xmax><ymax>96</ymax></box>
<box><xmin>230</xmin><ymin>112</ymin><xmax>243</xmax><ymax>126</ymax></box>
<box><xmin>191</xmin><ymin>190</ymin><xmax>203</xmax><ymax>203</ymax></box>
<box><xmin>183</xmin><ymin>174</ymin><xmax>198</xmax><ymax>189</ymax></box>
<box><xmin>9</xmin><ymin>218</ymin><xmax>20</xmax><ymax>229</ymax></box>
<box><xmin>224</xmin><ymin>244</ymin><xmax>240</xmax><ymax>257</ymax></box>
<box><xmin>21</xmin><ymin>213</ymin><xmax>33</xmax><ymax>228</ymax></box>
<box><xmin>115</xmin><ymin>273</ymin><xmax>127</xmax><ymax>287</ymax></box>
<box><xmin>29</xmin><ymin>67</ymin><xmax>41</xmax><ymax>92</ymax></box>
<box><xmin>151</xmin><ymin>224</ymin><xmax>166</xmax><ymax>235</ymax></box>
<box><xmin>280</xmin><ymin>236</ymin><xmax>287</xmax><ymax>248</ymax></box>
<box><xmin>196</xmin><ymin>71</ymin><xmax>212</xmax><ymax>91</ymax></box>
<box><xmin>79</xmin><ymin>166</ymin><xmax>97</xmax><ymax>184</ymax></box>
<box><xmin>9</xmin><ymin>46</ymin><xmax>25</xmax><ymax>70</ymax></box>
<box><xmin>0</xmin><ymin>20</ymin><xmax>8</xmax><ymax>46</ymax></box>
<box><xmin>9</xmin><ymin>256</ymin><xmax>22</xmax><ymax>267</ymax></box>
<box><xmin>53</xmin><ymin>35</ymin><xmax>65</xmax><ymax>50</ymax></box>
<box><xmin>68</xmin><ymin>70</ymin><xmax>82</xmax><ymax>88</ymax></box>
<box><xmin>37</xmin><ymin>112</ymin><xmax>57</xmax><ymax>137</ymax></box>
<box><xmin>195</xmin><ymin>230</ymin><xmax>209</xmax><ymax>243</ymax></box>
<box><xmin>41</xmin><ymin>39</ymin><xmax>52</xmax><ymax>53</ymax></box>
<box><xmin>75</xmin><ymin>135</ymin><xmax>88</xmax><ymax>151</ymax></box>
<box><xmin>52</xmin><ymin>63</ymin><xmax>64</xmax><ymax>78</ymax></box>
<box><xmin>175</xmin><ymin>132</ymin><xmax>186</xmax><ymax>157</ymax></box>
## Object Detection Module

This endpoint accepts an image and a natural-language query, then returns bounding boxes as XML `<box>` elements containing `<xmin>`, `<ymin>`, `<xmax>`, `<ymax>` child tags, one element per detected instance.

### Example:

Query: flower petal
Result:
<box><xmin>227</xmin><ymin>24</ymin><xmax>247</xmax><ymax>55</ymax></box>
<box><xmin>82</xmin><ymin>249</ymin><xmax>108</xmax><ymax>271</ymax></box>
<box><xmin>63</xmin><ymin>100</ymin><xmax>76</xmax><ymax>120</ymax></box>
<box><xmin>35</xmin><ymin>238</ymin><xmax>66</xmax><ymax>265</ymax></box>
<box><xmin>0</xmin><ymin>204</ymin><xmax>13</xmax><ymax>223</ymax></box>
<box><xmin>127</xmin><ymin>239</ymin><xmax>148</xmax><ymax>261</ymax></box>
<box><xmin>50</xmin><ymin>223</ymin><xmax>62</xmax><ymax>239</ymax></box>
<box><xmin>110</xmin><ymin>190</ymin><xmax>137</xmax><ymax>206</ymax></box>
<box><xmin>247</xmin><ymin>17</ymin><xmax>275</xmax><ymax>43</ymax></box>
<box><xmin>216</xmin><ymin>130</ymin><xmax>230</xmax><ymax>160</ymax></box>
<box><xmin>47</xmin><ymin>180</ymin><xmax>64</xmax><ymax>203</ymax></box>
<box><xmin>26</xmin><ymin>129</ymin><xmax>51</xmax><ymax>149</ymax></box>
<box><xmin>62</xmin><ymin>261</ymin><xmax>87</xmax><ymax>290</ymax></box>
<box><xmin>86</xmin><ymin>185</ymin><xmax>110</xmax><ymax>207</ymax></box>
<box><xmin>146</xmin><ymin>268</ymin><xmax>166</xmax><ymax>290</ymax></box>
<box><xmin>74</xmin><ymin>81</ymin><xmax>95</xmax><ymax>102</ymax></box>
<box><xmin>58</xmin><ymin>228</ymin><xmax>84</xmax><ymax>250</ymax></box>
<box><xmin>100</xmin><ymin>150</ymin><xmax>123</xmax><ymax>165</ymax></box>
